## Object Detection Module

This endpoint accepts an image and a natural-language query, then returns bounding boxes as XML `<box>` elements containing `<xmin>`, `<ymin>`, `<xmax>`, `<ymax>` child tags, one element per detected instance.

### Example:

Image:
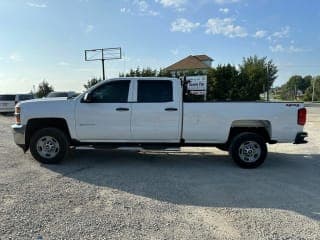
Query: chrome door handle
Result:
<box><xmin>116</xmin><ymin>108</ymin><xmax>129</xmax><ymax>111</ymax></box>
<box><xmin>165</xmin><ymin>108</ymin><xmax>178</xmax><ymax>111</ymax></box>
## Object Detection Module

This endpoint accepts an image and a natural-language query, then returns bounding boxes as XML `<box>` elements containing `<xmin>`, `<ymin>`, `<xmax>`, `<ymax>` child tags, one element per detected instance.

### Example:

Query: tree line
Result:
<box><xmin>116</xmin><ymin>55</ymin><xmax>278</xmax><ymax>101</ymax></box>
<box><xmin>278</xmin><ymin>75</ymin><xmax>320</xmax><ymax>101</ymax></box>
<box><xmin>34</xmin><ymin>55</ymin><xmax>319</xmax><ymax>102</ymax></box>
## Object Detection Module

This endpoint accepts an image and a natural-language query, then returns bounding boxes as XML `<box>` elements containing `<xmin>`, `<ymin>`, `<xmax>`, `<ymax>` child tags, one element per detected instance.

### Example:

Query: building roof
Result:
<box><xmin>194</xmin><ymin>55</ymin><xmax>213</xmax><ymax>61</ymax></box>
<box><xmin>165</xmin><ymin>55</ymin><xmax>213</xmax><ymax>71</ymax></box>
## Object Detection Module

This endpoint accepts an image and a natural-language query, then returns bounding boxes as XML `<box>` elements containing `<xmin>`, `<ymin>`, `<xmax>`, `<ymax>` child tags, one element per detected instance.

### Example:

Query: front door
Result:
<box><xmin>75</xmin><ymin>80</ymin><xmax>132</xmax><ymax>141</ymax></box>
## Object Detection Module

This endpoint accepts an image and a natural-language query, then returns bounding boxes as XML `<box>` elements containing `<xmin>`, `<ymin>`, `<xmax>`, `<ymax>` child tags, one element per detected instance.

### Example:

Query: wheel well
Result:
<box><xmin>227</xmin><ymin>127</ymin><xmax>271</xmax><ymax>146</ymax></box>
<box><xmin>25</xmin><ymin>118</ymin><xmax>71</xmax><ymax>150</ymax></box>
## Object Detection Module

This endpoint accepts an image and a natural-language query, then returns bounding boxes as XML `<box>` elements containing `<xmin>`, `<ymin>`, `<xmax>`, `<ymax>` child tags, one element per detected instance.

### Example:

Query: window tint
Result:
<box><xmin>138</xmin><ymin>80</ymin><xmax>173</xmax><ymax>102</ymax></box>
<box><xmin>0</xmin><ymin>95</ymin><xmax>16</xmax><ymax>101</ymax></box>
<box><xmin>91</xmin><ymin>81</ymin><xmax>130</xmax><ymax>103</ymax></box>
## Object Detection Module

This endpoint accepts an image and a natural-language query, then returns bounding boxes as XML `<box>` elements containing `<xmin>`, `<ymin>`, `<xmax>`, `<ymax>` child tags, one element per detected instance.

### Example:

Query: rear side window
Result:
<box><xmin>91</xmin><ymin>80</ymin><xmax>130</xmax><ymax>103</ymax></box>
<box><xmin>138</xmin><ymin>80</ymin><xmax>173</xmax><ymax>103</ymax></box>
<box><xmin>0</xmin><ymin>95</ymin><xmax>15</xmax><ymax>101</ymax></box>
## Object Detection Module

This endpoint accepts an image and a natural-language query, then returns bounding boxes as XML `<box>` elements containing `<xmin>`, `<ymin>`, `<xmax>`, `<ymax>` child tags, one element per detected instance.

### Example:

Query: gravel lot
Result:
<box><xmin>1</xmin><ymin>107</ymin><xmax>320</xmax><ymax>239</ymax></box>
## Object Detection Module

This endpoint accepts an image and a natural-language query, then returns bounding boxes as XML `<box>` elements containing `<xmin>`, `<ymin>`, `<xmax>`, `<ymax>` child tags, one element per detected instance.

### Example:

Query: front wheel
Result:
<box><xmin>229</xmin><ymin>132</ymin><xmax>267</xmax><ymax>168</ymax></box>
<box><xmin>30</xmin><ymin>128</ymin><xmax>69</xmax><ymax>164</ymax></box>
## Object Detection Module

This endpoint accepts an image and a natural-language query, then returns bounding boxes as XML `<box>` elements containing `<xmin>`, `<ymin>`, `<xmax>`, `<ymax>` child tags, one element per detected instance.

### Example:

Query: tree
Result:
<box><xmin>121</xmin><ymin>67</ymin><xmax>158</xmax><ymax>77</ymax></box>
<box><xmin>238</xmin><ymin>56</ymin><xmax>278</xmax><ymax>100</ymax></box>
<box><xmin>158</xmin><ymin>68</ymin><xmax>171</xmax><ymax>77</ymax></box>
<box><xmin>304</xmin><ymin>76</ymin><xmax>320</xmax><ymax>101</ymax></box>
<box><xmin>35</xmin><ymin>80</ymin><xmax>54</xmax><ymax>98</ymax></box>
<box><xmin>207</xmin><ymin>64</ymin><xmax>239</xmax><ymax>101</ymax></box>
<box><xmin>84</xmin><ymin>77</ymin><xmax>102</xmax><ymax>90</ymax></box>
<box><xmin>280</xmin><ymin>75</ymin><xmax>312</xmax><ymax>100</ymax></box>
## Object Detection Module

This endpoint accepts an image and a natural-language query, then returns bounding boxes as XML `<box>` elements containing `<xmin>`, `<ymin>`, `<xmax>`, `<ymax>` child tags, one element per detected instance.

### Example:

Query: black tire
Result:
<box><xmin>229</xmin><ymin>132</ymin><xmax>267</xmax><ymax>169</ymax></box>
<box><xmin>30</xmin><ymin>128</ymin><xmax>69</xmax><ymax>164</ymax></box>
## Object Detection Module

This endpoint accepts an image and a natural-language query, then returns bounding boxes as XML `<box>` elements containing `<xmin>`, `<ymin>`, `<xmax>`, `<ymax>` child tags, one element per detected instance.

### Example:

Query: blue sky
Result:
<box><xmin>0</xmin><ymin>0</ymin><xmax>319</xmax><ymax>93</ymax></box>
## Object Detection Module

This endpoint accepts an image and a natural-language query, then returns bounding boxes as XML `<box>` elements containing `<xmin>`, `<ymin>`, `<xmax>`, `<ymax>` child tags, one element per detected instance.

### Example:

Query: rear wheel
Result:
<box><xmin>229</xmin><ymin>132</ymin><xmax>267</xmax><ymax>168</ymax></box>
<box><xmin>30</xmin><ymin>128</ymin><xmax>69</xmax><ymax>164</ymax></box>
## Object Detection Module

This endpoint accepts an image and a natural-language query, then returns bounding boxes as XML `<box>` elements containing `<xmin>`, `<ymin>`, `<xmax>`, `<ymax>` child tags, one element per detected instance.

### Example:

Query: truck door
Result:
<box><xmin>131</xmin><ymin>79</ymin><xmax>181</xmax><ymax>142</ymax></box>
<box><xmin>75</xmin><ymin>80</ymin><xmax>132</xmax><ymax>141</ymax></box>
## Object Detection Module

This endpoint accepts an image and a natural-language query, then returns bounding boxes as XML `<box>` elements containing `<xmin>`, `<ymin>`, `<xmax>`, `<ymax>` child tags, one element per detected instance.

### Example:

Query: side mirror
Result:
<box><xmin>83</xmin><ymin>93</ymin><xmax>93</xmax><ymax>103</ymax></box>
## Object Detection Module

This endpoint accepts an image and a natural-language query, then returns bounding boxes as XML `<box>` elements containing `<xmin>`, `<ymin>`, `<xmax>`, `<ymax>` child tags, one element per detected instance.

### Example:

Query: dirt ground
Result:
<box><xmin>0</xmin><ymin>107</ymin><xmax>319</xmax><ymax>239</ymax></box>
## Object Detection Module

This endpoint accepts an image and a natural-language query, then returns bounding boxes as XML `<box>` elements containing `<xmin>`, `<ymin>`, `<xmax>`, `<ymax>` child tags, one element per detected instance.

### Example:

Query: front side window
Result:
<box><xmin>90</xmin><ymin>80</ymin><xmax>130</xmax><ymax>103</ymax></box>
<box><xmin>138</xmin><ymin>80</ymin><xmax>173</xmax><ymax>103</ymax></box>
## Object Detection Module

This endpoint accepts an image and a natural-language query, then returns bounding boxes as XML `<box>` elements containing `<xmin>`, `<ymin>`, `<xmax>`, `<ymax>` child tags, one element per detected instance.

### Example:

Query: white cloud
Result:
<box><xmin>205</xmin><ymin>18</ymin><xmax>247</xmax><ymax>38</ymax></box>
<box><xmin>9</xmin><ymin>53</ymin><xmax>23</xmax><ymax>62</ymax></box>
<box><xmin>214</xmin><ymin>0</ymin><xmax>240</xmax><ymax>4</ymax></box>
<box><xmin>26</xmin><ymin>2</ymin><xmax>47</xmax><ymax>8</ymax></box>
<box><xmin>85</xmin><ymin>24</ymin><xmax>94</xmax><ymax>33</ymax></box>
<box><xmin>57</xmin><ymin>61</ymin><xmax>70</xmax><ymax>66</ymax></box>
<box><xmin>273</xmin><ymin>26</ymin><xmax>290</xmax><ymax>38</ymax></box>
<box><xmin>254</xmin><ymin>30</ymin><xmax>267</xmax><ymax>38</ymax></box>
<box><xmin>155</xmin><ymin>0</ymin><xmax>187</xmax><ymax>8</ymax></box>
<box><xmin>269</xmin><ymin>44</ymin><xmax>285</xmax><ymax>52</ymax></box>
<box><xmin>134</xmin><ymin>0</ymin><xmax>159</xmax><ymax>16</ymax></box>
<box><xmin>171</xmin><ymin>18</ymin><xmax>200</xmax><ymax>33</ymax></box>
<box><xmin>120</xmin><ymin>8</ymin><xmax>131</xmax><ymax>13</ymax></box>
<box><xmin>269</xmin><ymin>44</ymin><xmax>309</xmax><ymax>53</ymax></box>
<box><xmin>288</xmin><ymin>45</ymin><xmax>310</xmax><ymax>53</ymax></box>
<box><xmin>219</xmin><ymin>8</ymin><xmax>229</xmax><ymax>14</ymax></box>
<box><xmin>268</xmin><ymin>26</ymin><xmax>290</xmax><ymax>41</ymax></box>
<box><xmin>171</xmin><ymin>49</ymin><xmax>179</xmax><ymax>56</ymax></box>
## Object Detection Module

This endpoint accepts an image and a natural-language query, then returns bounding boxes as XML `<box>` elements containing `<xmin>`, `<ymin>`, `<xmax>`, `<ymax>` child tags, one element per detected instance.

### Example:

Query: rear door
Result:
<box><xmin>131</xmin><ymin>79</ymin><xmax>181</xmax><ymax>142</ymax></box>
<box><xmin>75</xmin><ymin>80</ymin><xmax>132</xmax><ymax>141</ymax></box>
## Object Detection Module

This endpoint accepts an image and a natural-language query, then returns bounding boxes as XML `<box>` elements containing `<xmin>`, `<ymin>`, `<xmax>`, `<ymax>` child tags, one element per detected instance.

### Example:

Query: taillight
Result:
<box><xmin>298</xmin><ymin>108</ymin><xmax>307</xmax><ymax>126</ymax></box>
<box><xmin>15</xmin><ymin>106</ymin><xmax>21</xmax><ymax>125</ymax></box>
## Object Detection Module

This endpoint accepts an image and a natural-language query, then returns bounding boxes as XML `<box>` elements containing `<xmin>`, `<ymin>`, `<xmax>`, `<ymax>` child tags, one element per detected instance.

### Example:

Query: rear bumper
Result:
<box><xmin>0</xmin><ymin>108</ymin><xmax>14</xmax><ymax>113</ymax></box>
<box><xmin>294</xmin><ymin>132</ymin><xmax>308</xmax><ymax>144</ymax></box>
<box><xmin>12</xmin><ymin>124</ymin><xmax>26</xmax><ymax>149</ymax></box>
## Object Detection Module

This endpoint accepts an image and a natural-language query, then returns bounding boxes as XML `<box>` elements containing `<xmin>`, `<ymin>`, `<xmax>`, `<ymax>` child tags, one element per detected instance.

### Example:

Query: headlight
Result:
<box><xmin>15</xmin><ymin>106</ymin><xmax>21</xmax><ymax>125</ymax></box>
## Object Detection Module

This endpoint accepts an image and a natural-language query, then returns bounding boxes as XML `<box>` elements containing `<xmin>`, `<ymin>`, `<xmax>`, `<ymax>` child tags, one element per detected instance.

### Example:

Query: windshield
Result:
<box><xmin>18</xmin><ymin>95</ymin><xmax>33</xmax><ymax>101</ymax></box>
<box><xmin>0</xmin><ymin>95</ymin><xmax>16</xmax><ymax>101</ymax></box>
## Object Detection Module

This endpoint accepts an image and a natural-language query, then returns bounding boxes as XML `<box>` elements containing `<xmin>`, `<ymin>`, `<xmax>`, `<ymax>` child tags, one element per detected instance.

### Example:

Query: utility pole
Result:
<box><xmin>102</xmin><ymin>58</ymin><xmax>106</xmax><ymax>80</ymax></box>
<box><xmin>312</xmin><ymin>77</ymin><xmax>317</xmax><ymax>102</ymax></box>
<box><xmin>266</xmin><ymin>65</ymin><xmax>270</xmax><ymax>101</ymax></box>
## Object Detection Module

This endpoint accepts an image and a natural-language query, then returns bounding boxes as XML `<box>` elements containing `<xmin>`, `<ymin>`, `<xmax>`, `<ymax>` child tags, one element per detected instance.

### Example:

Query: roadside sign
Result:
<box><xmin>186</xmin><ymin>75</ymin><xmax>207</xmax><ymax>99</ymax></box>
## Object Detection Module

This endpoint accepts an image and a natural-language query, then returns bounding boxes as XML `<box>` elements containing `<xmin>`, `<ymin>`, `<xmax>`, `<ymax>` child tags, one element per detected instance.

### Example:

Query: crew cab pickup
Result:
<box><xmin>12</xmin><ymin>77</ymin><xmax>308</xmax><ymax>168</ymax></box>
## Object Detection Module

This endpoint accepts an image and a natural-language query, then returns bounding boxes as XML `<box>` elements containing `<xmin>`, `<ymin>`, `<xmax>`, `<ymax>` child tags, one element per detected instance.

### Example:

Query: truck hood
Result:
<box><xmin>18</xmin><ymin>97</ymin><xmax>77</xmax><ymax>126</ymax></box>
<box><xmin>18</xmin><ymin>97</ymin><xmax>69</xmax><ymax>106</ymax></box>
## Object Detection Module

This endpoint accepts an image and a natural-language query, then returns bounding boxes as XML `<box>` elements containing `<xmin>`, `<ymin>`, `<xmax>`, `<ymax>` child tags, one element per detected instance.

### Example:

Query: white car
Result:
<box><xmin>12</xmin><ymin>77</ymin><xmax>308</xmax><ymax>168</ymax></box>
<box><xmin>0</xmin><ymin>94</ymin><xmax>34</xmax><ymax>113</ymax></box>
<box><xmin>0</xmin><ymin>94</ymin><xmax>16</xmax><ymax>113</ymax></box>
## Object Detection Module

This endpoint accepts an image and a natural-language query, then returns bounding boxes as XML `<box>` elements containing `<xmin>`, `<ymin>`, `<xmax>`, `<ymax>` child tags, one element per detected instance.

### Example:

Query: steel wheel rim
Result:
<box><xmin>238</xmin><ymin>141</ymin><xmax>261</xmax><ymax>163</ymax></box>
<box><xmin>36</xmin><ymin>136</ymin><xmax>60</xmax><ymax>159</ymax></box>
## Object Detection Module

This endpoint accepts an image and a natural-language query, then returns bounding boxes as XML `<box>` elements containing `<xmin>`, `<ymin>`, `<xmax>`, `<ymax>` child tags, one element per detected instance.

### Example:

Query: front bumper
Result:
<box><xmin>294</xmin><ymin>132</ymin><xmax>308</xmax><ymax>144</ymax></box>
<box><xmin>12</xmin><ymin>124</ymin><xmax>26</xmax><ymax>149</ymax></box>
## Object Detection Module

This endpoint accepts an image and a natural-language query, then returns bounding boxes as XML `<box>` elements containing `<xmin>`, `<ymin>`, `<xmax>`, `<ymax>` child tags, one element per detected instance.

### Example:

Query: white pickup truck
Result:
<box><xmin>12</xmin><ymin>77</ymin><xmax>308</xmax><ymax>168</ymax></box>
